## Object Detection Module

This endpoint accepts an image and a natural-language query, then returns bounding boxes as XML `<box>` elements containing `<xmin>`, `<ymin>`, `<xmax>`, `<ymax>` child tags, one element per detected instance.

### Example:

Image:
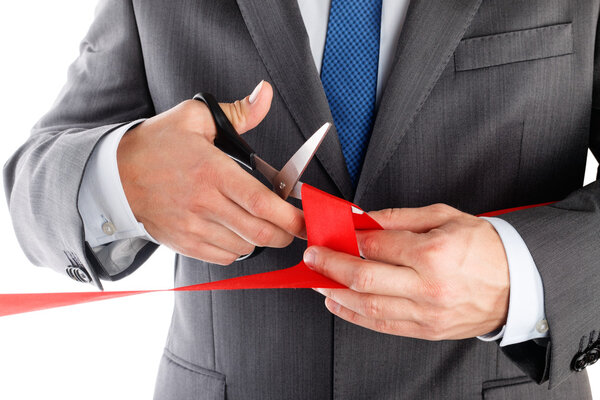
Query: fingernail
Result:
<box><xmin>299</xmin><ymin>228</ymin><xmax>308</xmax><ymax>241</ymax></box>
<box><xmin>303</xmin><ymin>248</ymin><xmax>316</xmax><ymax>267</ymax></box>
<box><xmin>326</xmin><ymin>298</ymin><xmax>341</xmax><ymax>313</ymax></box>
<box><xmin>248</xmin><ymin>80</ymin><xmax>264</xmax><ymax>104</ymax></box>
<box><xmin>313</xmin><ymin>288</ymin><xmax>325</xmax><ymax>295</ymax></box>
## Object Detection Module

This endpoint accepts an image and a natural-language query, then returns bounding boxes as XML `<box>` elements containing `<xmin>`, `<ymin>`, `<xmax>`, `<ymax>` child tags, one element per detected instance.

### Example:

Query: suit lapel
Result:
<box><xmin>235</xmin><ymin>0</ymin><xmax>354</xmax><ymax>199</ymax></box>
<box><xmin>355</xmin><ymin>0</ymin><xmax>483</xmax><ymax>203</ymax></box>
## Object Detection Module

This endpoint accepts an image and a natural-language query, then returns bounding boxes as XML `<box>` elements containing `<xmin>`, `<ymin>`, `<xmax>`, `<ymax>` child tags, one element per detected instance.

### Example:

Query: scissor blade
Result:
<box><xmin>287</xmin><ymin>181</ymin><xmax>303</xmax><ymax>200</ymax></box>
<box><xmin>254</xmin><ymin>156</ymin><xmax>279</xmax><ymax>183</ymax></box>
<box><xmin>272</xmin><ymin>122</ymin><xmax>332</xmax><ymax>200</ymax></box>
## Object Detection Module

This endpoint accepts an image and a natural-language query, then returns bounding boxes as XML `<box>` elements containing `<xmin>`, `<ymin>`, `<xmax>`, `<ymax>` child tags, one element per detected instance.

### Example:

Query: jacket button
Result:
<box><xmin>585</xmin><ymin>348</ymin><xmax>600</xmax><ymax>366</ymax></box>
<box><xmin>571</xmin><ymin>352</ymin><xmax>588</xmax><ymax>372</ymax></box>
<box><xmin>66</xmin><ymin>266</ymin><xmax>92</xmax><ymax>283</ymax></box>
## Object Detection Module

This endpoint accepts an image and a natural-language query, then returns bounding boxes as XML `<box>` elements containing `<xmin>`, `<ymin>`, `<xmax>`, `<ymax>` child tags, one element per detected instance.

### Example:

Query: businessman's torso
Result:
<box><xmin>135</xmin><ymin>0</ymin><xmax>598</xmax><ymax>398</ymax></box>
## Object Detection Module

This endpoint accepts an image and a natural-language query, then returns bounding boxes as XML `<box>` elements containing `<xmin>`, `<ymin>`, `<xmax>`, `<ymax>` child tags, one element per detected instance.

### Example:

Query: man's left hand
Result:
<box><xmin>303</xmin><ymin>204</ymin><xmax>510</xmax><ymax>340</ymax></box>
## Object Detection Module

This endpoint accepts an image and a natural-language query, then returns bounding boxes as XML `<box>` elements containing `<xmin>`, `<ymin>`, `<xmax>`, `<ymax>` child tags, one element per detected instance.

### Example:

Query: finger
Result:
<box><xmin>179</xmin><ymin>80</ymin><xmax>273</xmax><ymax>140</ymax></box>
<box><xmin>219</xmin><ymin>80</ymin><xmax>274</xmax><ymax>134</ymax></box>
<box><xmin>368</xmin><ymin>204</ymin><xmax>462</xmax><ymax>232</ymax></box>
<box><xmin>356</xmin><ymin>229</ymin><xmax>424</xmax><ymax>266</ymax></box>
<box><xmin>170</xmin><ymin>241</ymin><xmax>240</xmax><ymax>266</ymax></box>
<box><xmin>188</xmin><ymin>219</ymin><xmax>256</xmax><ymax>257</ymax></box>
<box><xmin>304</xmin><ymin>246</ymin><xmax>420</xmax><ymax>297</ymax></box>
<box><xmin>210</xmin><ymin>196</ymin><xmax>300</xmax><ymax>248</ymax></box>
<box><xmin>323</xmin><ymin>298</ymin><xmax>426</xmax><ymax>338</ymax></box>
<box><xmin>314</xmin><ymin>288</ymin><xmax>419</xmax><ymax>322</ymax></box>
<box><xmin>220</xmin><ymin>168</ymin><xmax>306</xmax><ymax>239</ymax></box>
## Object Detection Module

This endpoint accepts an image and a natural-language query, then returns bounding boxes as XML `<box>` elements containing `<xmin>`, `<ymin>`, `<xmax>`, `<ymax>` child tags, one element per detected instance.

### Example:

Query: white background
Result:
<box><xmin>0</xmin><ymin>1</ymin><xmax>598</xmax><ymax>399</ymax></box>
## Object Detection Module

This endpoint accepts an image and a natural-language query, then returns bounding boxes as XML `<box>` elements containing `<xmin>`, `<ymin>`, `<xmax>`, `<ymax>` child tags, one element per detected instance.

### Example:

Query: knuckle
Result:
<box><xmin>179</xmin><ymin>100</ymin><xmax>217</xmax><ymax>137</ymax></box>
<box><xmin>374</xmin><ymin>318</ymin><xmax>393</xmax><ymax>333</ymax></box>
<box><xmin>439</xmin><ymin>287</ymin><xmax>459</xmax><ymax>309</ymax></box>
<box><xmin>239</xmin><ymin>242</ymin><xmax>256</xmax><ymax>256</ymax></box>
<box><xmin>427</xmin><ymin>325</ymin><xmax>445</xmax><ymax>341</ymax></box>
<box><xmin>179</xmin><ymin>99</ymin><xmax>205</xmax><ymax>123</ymax></box>
<box><xmin>252</xmin><ymin>224</ymin><xmax>276</xmax><ymax>247</ymax></box>
<box><xmin>351</xmin><ymin>265</ymin><xmax>375</xmax><ymax>293</ymax></box>
<box><xmin>430</xmin><ymin>203</ymin><xmax>454</xmax><ymax>216</ymax></box>
<box><xmin>286</xmin><ymin>211</ymin><xmax>305</xmax><ymax>236</ymax></box>
<box><xmin>191</xmin><ymin>160</ymin><xmax>220</xmax><ymax>187</ymax></box>
<box><xmin>436</xmin><ymin>313</ymin><xmax>451</xmax><ymax>333</ymax></box>
<box><xmin>380</xmin><ymin>208</ymin><xmax>392</xmax><ymax>219</ymax></box>
<box><xmin>361</xmin><ymin>233</ymin><xmax>380</xmax><ymax>259</ymax></box>
<box><xmin>387</xmin><ymin>208</ymin><xmax>403</xmax><ymax>221</ymax></box>
<box><xmin>347</xmin><ymin>309</ymin><xmax>363</xmax><ymax>325</ymax></box>
<box><xmin>227</xmin><ymin>100</ymin><xmax>247</xmax><ymax>132</ymax></box>
<box><xmin>224</xmin><ymin>253</ymin><xmax>240</xmax><ymax>265</ymax></box>
<box><xmin>430</xmin><ymin>313</ymin><xmax>452</xmax><ymax>341</ymax></box>
<box><xmin>180</xmin><ymin>219</ymin><xmax>199</xmax><ymax>236</ymax></box>
<box><xmin>179</xmin><ymin>99</ymin><xmax>198</xmax><ymax>114</ymax></box>
<box><xmin>421</xmin><ymin>280</ymin><xmax>446</xmax><ymax>302</ymax></box>
<box><xmin>421</xmin><ymin>307</ymin><xmax>440</xmax><ymax>328</ymax></box>
<box><xmin>422</xmin><ymin>306</ymin><xmax>449</xmax><ymax>333</ymax></box>
<box><xmin>275</xmin><ymin>232</ymin><xmax>294</xmax><ymax>248</ymax></box>
<box><xmin>380</xmin><ymin>208</ymin><xmax>396</xmax><ymax>223</ymax></box>
<box><xmin>178</xmin><ymin>237</ymin><xmax>202</xmax><ymax>257</ymax></box>
<box><xmin>214</xmin><ymin>254</ymin><xmax>239</xmax><ymax>266</ymax></box>
<box><xmin>188</xmin><ymin>200</ymin><xmax>209</xmax><ymax>217</ymax></box>
<box><xmin>418</xmin><ymin>312</ymin><xmax>444</xmax><ymax>340</ymax></box>
<box><xmin>416</xmin><ymin>248</ymin><xmax>434</xmax><ymax>270</ymax></box>
<box><xmin>420</xmin><ymin>230</ymin><xmax>450</xmax><ymax>265</ymax></box>
<box><xmin>373</xmin><ymin>207</ymin><xmax>403</xmax><ymax>227</ymax></box>
<box><xmin>362</xmin><ymin>295</ymin><xmax>382</xmax><ymax>318</ymax></box>
<box><xmin>245</xmin><ymin>190</ymin><xmax>269</xmax><ymax>216</ymax></box>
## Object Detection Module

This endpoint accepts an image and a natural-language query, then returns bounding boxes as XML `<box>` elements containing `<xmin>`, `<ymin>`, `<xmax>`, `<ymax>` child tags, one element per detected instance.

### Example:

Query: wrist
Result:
<box><xmin>116</xmin><ymin>122</ymin><xmax>147</xmax><ymax>222</ymax></box>
<box><xmin>481</xmin><ymin>219</ymin><xmax>511</xmax><ymax>332</ymax></box>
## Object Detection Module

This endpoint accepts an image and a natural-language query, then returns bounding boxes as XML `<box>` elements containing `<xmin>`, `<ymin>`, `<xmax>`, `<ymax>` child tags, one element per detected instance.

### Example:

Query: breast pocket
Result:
<box><xmin>454</xmin><ymin>23</ymin><xmax>573</xmax><ymax>72</ymax></box>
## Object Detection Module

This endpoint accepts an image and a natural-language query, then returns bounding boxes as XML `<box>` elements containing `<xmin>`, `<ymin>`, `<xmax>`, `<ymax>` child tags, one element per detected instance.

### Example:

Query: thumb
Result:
<box><xmin>219</xmin><ymin>80</ymin><xmax>273</xmax><ymax>134</ymax></box>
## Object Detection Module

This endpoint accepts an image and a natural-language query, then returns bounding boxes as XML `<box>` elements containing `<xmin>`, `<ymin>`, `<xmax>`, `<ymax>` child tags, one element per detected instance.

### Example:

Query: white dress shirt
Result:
<box><xmin>77</xmin><ymin>0</ymin><xmax>548</xmax><ymax>345</ymax></box>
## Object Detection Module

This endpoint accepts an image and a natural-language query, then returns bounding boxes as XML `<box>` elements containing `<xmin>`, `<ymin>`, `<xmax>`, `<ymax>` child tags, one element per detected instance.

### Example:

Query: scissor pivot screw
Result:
<box><xmin>279</xmin><ymin>182</ymin><xmax>286</xmax><ymax>190</ymax></box>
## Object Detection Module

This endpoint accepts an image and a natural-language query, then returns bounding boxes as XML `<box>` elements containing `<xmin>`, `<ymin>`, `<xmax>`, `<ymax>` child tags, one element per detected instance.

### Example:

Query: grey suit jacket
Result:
<box><xmin>5</xmin><ymin>0</ymin><xmax>600</xmax><ymax>398</ymax></box>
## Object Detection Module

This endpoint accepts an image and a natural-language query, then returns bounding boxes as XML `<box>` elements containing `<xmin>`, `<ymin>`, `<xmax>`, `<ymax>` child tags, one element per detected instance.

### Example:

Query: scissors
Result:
<box><xmin>193</xmin><ymin>92</ymin><xmax>331</xmax><ymax>200</ymax></box>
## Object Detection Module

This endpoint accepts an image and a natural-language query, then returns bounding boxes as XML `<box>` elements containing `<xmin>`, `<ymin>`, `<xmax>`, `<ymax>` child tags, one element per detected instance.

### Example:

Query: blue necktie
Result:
<box><xmin>321</xmin><ymin>0</ymin><xmax>383</xmax><ymax>187</ymax></box>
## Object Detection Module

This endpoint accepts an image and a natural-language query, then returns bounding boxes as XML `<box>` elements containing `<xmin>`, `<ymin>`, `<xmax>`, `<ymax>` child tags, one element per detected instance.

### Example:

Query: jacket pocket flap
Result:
<box><xmin>455</xmin><ymin>23</ymin><xmax>573</xmax><ymax>72</ymax></box>
<box><xmin>154</xmin><ymin>351</ymin><xmax>226</xmax><ymax>400</ymax></box>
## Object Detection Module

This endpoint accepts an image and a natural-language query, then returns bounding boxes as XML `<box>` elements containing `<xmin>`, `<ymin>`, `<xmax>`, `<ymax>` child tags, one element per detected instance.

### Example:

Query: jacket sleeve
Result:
<box><xmin>496</xmin><ymin>15</ymin><xmax>600</xmax><ymax>389</ymax></box>
<box><xmin>3</xmin><ymin>0</ymin><xmax>157</xmax><ymax>289</ymax></box>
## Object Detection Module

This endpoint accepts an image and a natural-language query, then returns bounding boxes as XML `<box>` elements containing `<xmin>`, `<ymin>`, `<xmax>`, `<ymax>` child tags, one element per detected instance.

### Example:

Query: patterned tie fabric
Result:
<box><xmin>321</xmin><ymin>0</ymin><xmax>383</xmax><ymax>187</ymax></box>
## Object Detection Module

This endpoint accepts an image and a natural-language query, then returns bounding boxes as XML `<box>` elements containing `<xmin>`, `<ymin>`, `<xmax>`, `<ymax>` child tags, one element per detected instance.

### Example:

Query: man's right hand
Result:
<box><xmin>116</xmin><ymin>81</ymin><xmax>306</xmax><ymax>265</ymax></box>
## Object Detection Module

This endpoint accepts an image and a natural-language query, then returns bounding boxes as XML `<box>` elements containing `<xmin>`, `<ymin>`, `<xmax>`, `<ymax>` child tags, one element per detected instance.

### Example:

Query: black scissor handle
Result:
<box><xmin>193</xmin><ymin>92</ymin><xmax>256</xmax><ymax>170</ymax></box>
<box><xmin>193</xmin><ymin>92</ymin><xmax>264</xmax><ymax>261</ymax></box>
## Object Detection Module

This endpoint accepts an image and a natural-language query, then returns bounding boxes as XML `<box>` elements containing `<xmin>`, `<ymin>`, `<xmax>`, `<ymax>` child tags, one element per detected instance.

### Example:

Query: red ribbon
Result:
<box><xmin>0</xmin><ymin>185</ymin><xmax>554</xmax><ymax>317</ymax></box>
<box><xmin>477</xmin><ymin>201</ymin><xmax>556</xmax><ymax>217</ymax></box>
<box><xmin>0</xmin><ymin>185</ymin><xmax>377</xmax><ymax>317</ymax></box>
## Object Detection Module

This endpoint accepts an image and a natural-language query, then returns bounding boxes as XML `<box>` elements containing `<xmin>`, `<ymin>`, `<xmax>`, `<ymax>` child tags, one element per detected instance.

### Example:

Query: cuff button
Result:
<box><xmin>102</xmin><ymin>221</ymin><xmax>116</xmax><ymax>235</ymax></box>
<box><xmin>66</xmin><ymin>266</ymin><xmax>92</xmax><ymax>283</ymax></box>
<box><xmin>535</xmin><ymin>319</ymin><xmax>549</xmax><ymax>333</ymax></box>
<box><xmin>572</xmin><ymin>352</ymin><xmax>588</xmax><ymax>372</ymax></box>
<box><xmin>585</xmin><ymin>348</ymin><xmax>600</xmax><ymax>366</ymax></box>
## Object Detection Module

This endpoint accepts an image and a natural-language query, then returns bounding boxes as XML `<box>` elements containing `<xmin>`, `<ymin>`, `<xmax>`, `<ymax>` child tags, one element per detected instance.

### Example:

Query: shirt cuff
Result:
<box><xmin>477</xmin><ymin>217</ymin><xmax>549</xmax><ymax>346</ymax></box>
<box><xmin>78</xmin><ymin>119</ymin><xmax>158</xmax><ymax>249</ymax></box>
